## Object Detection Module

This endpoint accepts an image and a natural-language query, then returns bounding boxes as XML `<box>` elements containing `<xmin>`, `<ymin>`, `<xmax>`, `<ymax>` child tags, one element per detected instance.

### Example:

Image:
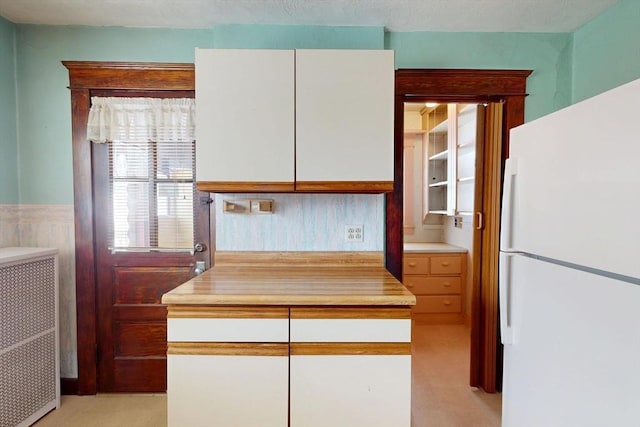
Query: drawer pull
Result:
<box><xmin>443</xmin><ymin>300</ymin><xmax>452</xmax><ymax>306</ymax></box>
<box><xmin>405</xmin><ymin>283</ymin><xmax>414</xmax><ymax>288</ymax></box>
<box><xmin>441</xmin><ymin>262</ymin><xmax>450</xmax><ymax>267</ymax></box>
<box><xmin>443</xmin><ymin>282</ymin><xmax>452</xmax><ymax>287</ymax></box>
<box><xmin>408</xmin><ymin>262</ymin><xmax>417</xmax><ymax>267</ymax></box>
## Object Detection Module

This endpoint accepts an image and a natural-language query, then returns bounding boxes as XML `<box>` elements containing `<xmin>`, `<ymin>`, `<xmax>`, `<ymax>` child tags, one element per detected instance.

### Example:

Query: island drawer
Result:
<box><xmin>290</xmin><ymin>307</ymin><xmax>411</xmax><ymax>343</ymax></box>
<box><xmin>167</xmin><ymin>306</ymin><xmax>289</xmax><ymax>343</ymax></box>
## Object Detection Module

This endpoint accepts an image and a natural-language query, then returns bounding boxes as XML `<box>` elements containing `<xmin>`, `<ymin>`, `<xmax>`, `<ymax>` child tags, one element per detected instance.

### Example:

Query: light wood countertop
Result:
<box><xmin>161</xmin><ymin>265</ymin><xmax>415</xmax><ymax>306</ymax></box>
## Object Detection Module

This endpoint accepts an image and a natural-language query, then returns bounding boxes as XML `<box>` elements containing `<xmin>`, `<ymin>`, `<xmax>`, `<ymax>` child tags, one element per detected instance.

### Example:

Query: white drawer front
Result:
<box><xmin>290</xmin><ymin>319</ymin><xmax>411</xmax><ymax>343</ymax></box>
<box><xmin>167</xmin><ymin>318</ymin><xmax>289</xmax><ymax>343</ymax></box>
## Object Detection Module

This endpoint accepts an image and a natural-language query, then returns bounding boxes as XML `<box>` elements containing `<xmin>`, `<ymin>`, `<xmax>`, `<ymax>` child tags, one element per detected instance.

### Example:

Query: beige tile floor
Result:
<box><xmin>34</xmin><ymin>324</ymin><xmax>500</xmax><ymax>427</ymax></box>
<box><xmin>411</xmin><ymin>323</ymin><xmax>501</xmax><ymax>427</ymax></box>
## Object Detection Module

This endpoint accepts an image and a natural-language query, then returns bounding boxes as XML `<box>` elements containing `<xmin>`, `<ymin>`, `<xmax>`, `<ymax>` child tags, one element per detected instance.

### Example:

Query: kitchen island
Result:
<box><xmin>162</xmin><ymin>252</ymin><xmax>415</xmax><ymax>427</ymax></box>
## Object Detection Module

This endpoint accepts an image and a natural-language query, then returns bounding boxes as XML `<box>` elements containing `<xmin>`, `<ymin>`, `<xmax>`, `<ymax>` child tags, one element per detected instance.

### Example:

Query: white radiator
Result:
<box><xmin>0</xmin><ymin>247</ymin><xmax>60</xmax><ymax>427</ymax></box>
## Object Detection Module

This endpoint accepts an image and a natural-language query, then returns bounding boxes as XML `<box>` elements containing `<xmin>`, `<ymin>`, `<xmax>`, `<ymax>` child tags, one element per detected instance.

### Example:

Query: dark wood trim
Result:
<box><xmin>61</xmin><ymin>377</ymin><xmax>79</xmax><ymax>395</ymax></box>
<box><xmin>62</xmin><ymin>61</ymin><xmax>194</xmax><ymax>90</ymax></box>
<box><xmin>63</xmin><ymin>61</ymin><xmax>198</xmax><ymax>395</ymax></box>
<box><xmin>387</xmin><ymin>69</ymin><xmax>532</xmax><ymax>393</ymax></box>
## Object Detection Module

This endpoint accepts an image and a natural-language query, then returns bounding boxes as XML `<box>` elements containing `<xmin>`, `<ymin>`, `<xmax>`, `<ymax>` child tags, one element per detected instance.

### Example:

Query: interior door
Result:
<box><xmin>91</xmin><ymin>93</ymin><xmax>211</xmax><ymax>392</ymax></box>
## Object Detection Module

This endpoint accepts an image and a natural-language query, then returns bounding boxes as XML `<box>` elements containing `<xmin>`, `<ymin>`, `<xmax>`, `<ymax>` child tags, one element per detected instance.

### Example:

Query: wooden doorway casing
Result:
<box><xmin>64</xmin><ymin>61</ymin><xmax>201</xmax><ymax>395</ymax></box>
<box><xmin>386</xmin><ymin>69</ymin><xmax>532</xmax><ymax>392</ymax></box>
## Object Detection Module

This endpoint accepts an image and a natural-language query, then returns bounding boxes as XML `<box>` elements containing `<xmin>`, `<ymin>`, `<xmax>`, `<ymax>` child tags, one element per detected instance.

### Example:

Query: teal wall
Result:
<box><xmin>11</xmin><ymin>23</ymin><xmax>574</xmax><ymax>204</ymax></box>
<box><xmin>387</xmin><ymin>31</ymin><xmax>573</xmax><ymax>121</ymax></box>
<box><xmin>0</xmin><ymin>16</ymin><xmax>18</xmax><ymax>203</ymax></box>
<box><xmin>212</xmin><ymin>24</ymin><xmax>384</xmax><ymax>49</ymax></box>
<box><xmin>572</xmin><ymin>0</ymin><xmax>640</xmax><ymax>103</ymax></box>
<box><xmin>15</xmin><ymin>25</ymin><xmax>212</xmax><ymax>204</ymax></box>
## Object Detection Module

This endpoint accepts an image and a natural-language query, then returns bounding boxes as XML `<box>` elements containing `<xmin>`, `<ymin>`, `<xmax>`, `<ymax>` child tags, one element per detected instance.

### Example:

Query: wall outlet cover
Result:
<box><xmin>345</xmin><ymin>225</ymin><xmax>364</xmax><ymax>242</ymax></box>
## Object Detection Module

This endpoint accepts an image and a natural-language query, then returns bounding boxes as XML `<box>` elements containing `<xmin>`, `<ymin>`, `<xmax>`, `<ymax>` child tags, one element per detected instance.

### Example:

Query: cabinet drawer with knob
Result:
<box><xmin>430</xmin><ymin>256</ymin><xmax>462</xmax><ymax>275</ymax></box>
<box><xmin>414</xmin><ymin>296</ymin><xmax>462</xmax><ymax>314</ymax></box>
<box><xmin>403</xmin><ymin>276</ymin><xmax>462</xmax><ymax>295</ymax></box>
<box><xmin>402</xmin><ymin>256</ymin><xmax>429</xmax><ymax>275</ymax></box>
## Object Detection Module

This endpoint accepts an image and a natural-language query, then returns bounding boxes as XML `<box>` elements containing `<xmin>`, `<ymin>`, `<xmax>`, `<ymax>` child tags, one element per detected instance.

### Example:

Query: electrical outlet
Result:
<box><xmin>454</xmin><ymin>216</ymin><xmax>463</xmax><ymax>228</ymax></box>
<box><xmin>345</xmin><ymin>225</ymin><xmax>364</xmax><ymax>242</ymax></box>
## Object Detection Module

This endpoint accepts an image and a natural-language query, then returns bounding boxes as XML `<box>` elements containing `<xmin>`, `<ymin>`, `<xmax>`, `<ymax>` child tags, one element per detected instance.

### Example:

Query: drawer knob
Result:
<box><xmin>443</xmin><ymin>300</ymin><xmax>452</xmax><ymax>306</ymax></box>
<box><xmin>408</xmin><ymin>262</ymin><xmax>417</xmax><ymax>267</ymax></box>
<box><xmin>441</xmin><ymin>262</ymin><xmax>450</xmax><ymax>267</ymax></box>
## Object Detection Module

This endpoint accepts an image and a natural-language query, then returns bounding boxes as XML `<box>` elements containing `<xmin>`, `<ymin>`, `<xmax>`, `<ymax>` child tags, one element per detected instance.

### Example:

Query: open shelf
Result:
<box><xmin>430</xmin><ymin>118</ymin><xmax>448</xmax><ymax>133</ymax></box>
<box><xmin>429</xmin><ymin>150</ymin><xmax>448</xmax><ymax>161</ymax></box>
<box><xmin>404</xmin><ymin>129</ymin><xmax>428</xmax><ymax>135</ymax></box>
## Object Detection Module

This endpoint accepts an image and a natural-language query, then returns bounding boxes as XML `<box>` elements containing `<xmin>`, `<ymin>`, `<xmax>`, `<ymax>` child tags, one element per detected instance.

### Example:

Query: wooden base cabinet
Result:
<box><xmin>166</xmin><ymin>306</ymin><xmax>412</xmax><ymax>427</ymax></box>
<box><xmin>403</xmin><ymin>252</ymin><xmax>467</xmax><ymax>324</ymax></box>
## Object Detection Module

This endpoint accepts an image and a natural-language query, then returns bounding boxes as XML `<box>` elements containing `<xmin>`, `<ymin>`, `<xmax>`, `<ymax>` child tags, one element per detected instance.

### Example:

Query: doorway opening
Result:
<box><xmin>385</xmin><ymin>69</ymin><xmax>532</xmax><ymax>395</ymax></box>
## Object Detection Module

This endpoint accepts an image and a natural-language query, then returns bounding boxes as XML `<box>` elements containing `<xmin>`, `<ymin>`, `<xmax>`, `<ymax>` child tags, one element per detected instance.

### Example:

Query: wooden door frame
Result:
<box><xmin>386</xmin><ymin>69</ymin><xmax>532</xmax><ymax>392</ymax></box>
<box><xmin>63</xmin><ymin>61</ymin><xmax>195</xmax><ymax>395</ymax></box>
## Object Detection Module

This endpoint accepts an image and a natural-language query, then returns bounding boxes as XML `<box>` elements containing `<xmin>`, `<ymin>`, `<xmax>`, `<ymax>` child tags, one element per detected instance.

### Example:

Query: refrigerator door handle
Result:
<box><xmin>499</xmin><ymin>252</ymin><xmax>515</xmax><ymax>345</ymax></box>
<box><xmin>500</xmin><ymin>157</ymin><xmax>517</xmax><ymax>251</ymax></box>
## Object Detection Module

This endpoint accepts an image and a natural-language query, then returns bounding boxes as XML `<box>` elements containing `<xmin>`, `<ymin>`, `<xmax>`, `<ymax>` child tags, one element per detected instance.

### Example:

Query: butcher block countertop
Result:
<box><xmin>161</xmin><ymin>251</ymin><xmax>415</xmax><ymax>306</ymax></box>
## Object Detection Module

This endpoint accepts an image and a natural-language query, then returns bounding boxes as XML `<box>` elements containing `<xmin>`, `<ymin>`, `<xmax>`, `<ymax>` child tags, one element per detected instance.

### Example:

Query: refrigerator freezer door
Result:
<box><xmin>502</xmin><ymin>255</ymin><xmax>640</xmax><ymax>427</ymax></box>
<box><xmin>506</xmin><ymin>78</ymin><xmax>640</xmax><ymax>278</ymax></box>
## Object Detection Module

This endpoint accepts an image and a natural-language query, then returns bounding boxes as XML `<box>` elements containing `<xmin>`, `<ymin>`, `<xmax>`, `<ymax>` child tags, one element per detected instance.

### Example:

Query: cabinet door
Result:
<box><xmin>289</xmin><ymin>308</ymin><xmax>412</xmax><ymax>427</ymax></box>
<box><xmin>168</xmin><ymin>349</ymin><xmax>289</xmax><ymax>427</ymax></box>
<box><xmin>195</xmin><ymin>49</ymin><xmax>295</xmax><ymax>191</ymax></box>
<box><xmin>295</xmin><ymin>50</ymin><xmax>394</xmax><ymax>191</ymax></box>
<box><xmin>290</xmin><ymin>353</ymin><xmax>411</xmax><ymax>427</ymax></box>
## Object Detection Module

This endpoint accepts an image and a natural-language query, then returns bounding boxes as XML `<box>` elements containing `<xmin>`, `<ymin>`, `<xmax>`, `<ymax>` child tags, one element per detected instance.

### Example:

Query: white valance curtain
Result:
<box><xmin>87</xmin><ymin>97</ymin><xmax>196</xmax><ymax>143</ymax></box>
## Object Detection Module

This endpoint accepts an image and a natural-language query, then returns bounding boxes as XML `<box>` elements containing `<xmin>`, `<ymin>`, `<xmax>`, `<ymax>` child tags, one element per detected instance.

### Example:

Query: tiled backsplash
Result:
<box><xmin>214</xmin><ymin>193</ymin><xmax>384</xmax><ymax>251</ymax></box>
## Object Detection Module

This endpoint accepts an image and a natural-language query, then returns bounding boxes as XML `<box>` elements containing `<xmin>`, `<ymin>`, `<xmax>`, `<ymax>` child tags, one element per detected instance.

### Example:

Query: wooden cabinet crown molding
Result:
<box><xmin>62</xmin><ymin>61</ymin><xmax>194</xmax><ymax>90</ymax></box>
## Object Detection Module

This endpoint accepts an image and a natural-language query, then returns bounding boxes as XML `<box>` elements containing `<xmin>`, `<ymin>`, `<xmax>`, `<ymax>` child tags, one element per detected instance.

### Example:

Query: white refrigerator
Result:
<box><xmin>500</xmin><ymin>78</ymin><xmax>640</xmax><ymax>427</ymax></box>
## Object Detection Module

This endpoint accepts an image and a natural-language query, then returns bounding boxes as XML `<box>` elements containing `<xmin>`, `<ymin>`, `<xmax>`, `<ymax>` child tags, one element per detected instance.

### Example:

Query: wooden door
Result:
<box><xmin>91</xmin><ymin>100</ymin><xmax>210</xmax><ymax>392</ymax></box>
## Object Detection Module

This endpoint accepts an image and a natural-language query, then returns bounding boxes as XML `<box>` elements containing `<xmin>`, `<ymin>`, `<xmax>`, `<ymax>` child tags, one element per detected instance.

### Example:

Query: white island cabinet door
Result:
<box><xmin>289</xmin><ymin>308</ymin><xmax>412</xmax><ymax>427</ymax></box>
<box><xmin>168</xmin><ymin>351</ymin><xmax>288</xmax><ymax>427</ymax></box>
<box><xmin>195</xmin><ymin>48</ymin><xmax>295</xmax><ymax>190</ymax></box>
<box><xmin>167</xmin><ymin>306</ymin><xmax>289</xmax><ymax>427</ymax></box>
<box><xmin>295</xmin><ymin>49</ymin><xmax>395</xmax><ymax>190</ymax></box>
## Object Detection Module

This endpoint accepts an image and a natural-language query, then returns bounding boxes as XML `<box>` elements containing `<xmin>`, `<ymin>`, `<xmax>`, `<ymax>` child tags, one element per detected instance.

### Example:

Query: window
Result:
<box><xmin>109</xmin><ymin>140</ymin><xmax>195</xmax><ymax>250</ymax></box>
<box><xmin>87</xmin><ymin>96</ymin><xmax>197</xmax><ymax>251</ymax></box>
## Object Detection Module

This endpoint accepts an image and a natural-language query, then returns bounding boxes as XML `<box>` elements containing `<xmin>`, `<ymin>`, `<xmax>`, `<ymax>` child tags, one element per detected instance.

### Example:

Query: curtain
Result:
<box><xmin>87</xmin><ymin>97</ymin><xmax>195</xmax><ymax>143</ymax></box>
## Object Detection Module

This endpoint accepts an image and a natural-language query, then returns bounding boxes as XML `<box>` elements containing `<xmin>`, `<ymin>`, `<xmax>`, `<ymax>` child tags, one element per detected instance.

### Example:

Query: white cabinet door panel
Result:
<box><xmin>168</xmin><ymin>354</ymin><xmax>288</xmax><ymax>427</ymax></box>
<box><xmin>195</xmin><ymin>48</ymin><xmax>295</xmax><ymax>183</ymax></box>
<box><xmin>295</xmin><ymin>49</ymin><xmax>394</xmax><ymax>182</ymax></box>
<box><xmin>290</xmin><ymin>355</ymin><xmax>411</xmax><ymax>427</ymax></box>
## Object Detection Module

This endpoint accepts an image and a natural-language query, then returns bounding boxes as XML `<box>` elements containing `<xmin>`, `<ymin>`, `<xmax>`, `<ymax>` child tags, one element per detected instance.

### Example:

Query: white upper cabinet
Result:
<box><xmin>195</xmin><ymin>48</ymin><xmax>394</xmax><ymax>193</ymax></box>
<box><xmin>195</xmin><ymin>48</ymin><xmax>295</xmax><ymax>191</ymax></box>
<box><xmin>295</xmin><ymin>49</ymin><xmax>395</xmax><ymax>191</ymax></box>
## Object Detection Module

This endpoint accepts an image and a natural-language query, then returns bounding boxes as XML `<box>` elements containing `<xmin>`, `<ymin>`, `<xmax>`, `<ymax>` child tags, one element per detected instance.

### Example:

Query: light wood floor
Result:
<box><xmin>35</xmin><ymin>324</ymin><xmax>500</xmax><ymax>427</ymax></box>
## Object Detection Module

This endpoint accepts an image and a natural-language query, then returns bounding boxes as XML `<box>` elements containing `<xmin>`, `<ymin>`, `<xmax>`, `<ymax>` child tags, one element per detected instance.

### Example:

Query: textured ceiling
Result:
<box><xmin>0</xmin><ymin>0</ymin><xmax>618</xmax><ymax>32</ymax></box>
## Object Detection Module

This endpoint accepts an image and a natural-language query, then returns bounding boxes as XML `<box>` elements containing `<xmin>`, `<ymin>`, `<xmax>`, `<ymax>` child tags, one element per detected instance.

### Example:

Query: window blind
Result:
<box><xmin>108</xmin><ymin>140</ymin><xmax>195</xmax><ymax>251</ymax></box>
